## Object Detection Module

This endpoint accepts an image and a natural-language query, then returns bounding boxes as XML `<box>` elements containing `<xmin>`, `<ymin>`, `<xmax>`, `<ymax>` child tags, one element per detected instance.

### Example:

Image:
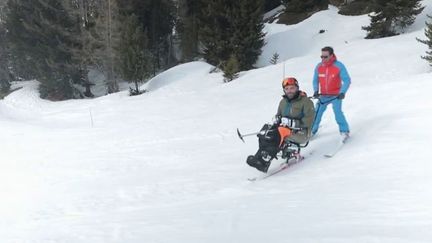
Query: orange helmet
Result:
<box><xmin>282</xmin><ymin>77</ymin><xmax>299</xmax><ymax>88</ymax></box>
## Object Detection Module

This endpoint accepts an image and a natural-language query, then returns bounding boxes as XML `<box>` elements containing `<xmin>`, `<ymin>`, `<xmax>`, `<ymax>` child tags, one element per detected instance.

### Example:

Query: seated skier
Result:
<box><xmin>247</xmin><ymin>77</ymin><xmax>315</xmax><ymax>172</ymax></box>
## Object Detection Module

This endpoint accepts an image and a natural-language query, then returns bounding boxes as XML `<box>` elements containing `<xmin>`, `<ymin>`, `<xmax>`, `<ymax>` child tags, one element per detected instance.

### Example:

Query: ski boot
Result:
<box><xmin>341</xmin><ymin>132</ymin><xmax>350</xmax><ymax>143</ymax></box>
<box><xmin>246</xmin><ymin>150</ymin><xmax>273</xmax><ymax>173</ymax></box>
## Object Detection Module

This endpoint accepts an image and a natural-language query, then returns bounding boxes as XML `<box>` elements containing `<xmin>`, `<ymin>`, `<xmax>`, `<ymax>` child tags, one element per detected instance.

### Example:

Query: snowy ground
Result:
<box><xmin>1</xmin><ymin>3</ymin><xmax>432</xmax><ymax>243</ymax></box>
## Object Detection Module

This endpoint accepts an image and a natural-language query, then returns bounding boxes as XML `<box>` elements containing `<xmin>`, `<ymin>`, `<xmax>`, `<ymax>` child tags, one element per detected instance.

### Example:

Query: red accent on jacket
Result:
<box><xmin>317</xmin><ymin>55</ymin><xmax>342</xmax><ymax>95</ymax></box>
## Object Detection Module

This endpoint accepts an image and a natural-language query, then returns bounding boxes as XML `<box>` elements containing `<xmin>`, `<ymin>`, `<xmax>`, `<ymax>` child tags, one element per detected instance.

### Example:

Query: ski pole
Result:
<box><xmin>237</xmin><ymin>128</ymin><xmax>260</xmax><ymax>143</ymax></box>
<box><xmin>311</xmin><ymin>94</ymin><xmax>338</xmax><ymax>105</ymax></box>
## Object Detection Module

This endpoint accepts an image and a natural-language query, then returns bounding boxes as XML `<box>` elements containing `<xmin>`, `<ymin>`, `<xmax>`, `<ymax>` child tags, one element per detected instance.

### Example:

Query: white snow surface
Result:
<box><xmin>2</xmin><ymin>3</ymin><xmax>432</xmax><ymax>243</ymax></box>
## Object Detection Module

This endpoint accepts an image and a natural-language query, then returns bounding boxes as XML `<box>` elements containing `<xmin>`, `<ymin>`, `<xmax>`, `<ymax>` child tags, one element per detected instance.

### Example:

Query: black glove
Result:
<box><xmin>313</xmin><ymin>91</ymin><xmax>319</xmax><ymax>98</ymax></box>
<box><xmin>337</xmin><ymin>93</ymin><xmax>345</xmax><ymax>100</ymax></box>
<box><xmin>272</xmin><ymin>115</ymin><xmax>281</xmax><ymax>125</ymax></box>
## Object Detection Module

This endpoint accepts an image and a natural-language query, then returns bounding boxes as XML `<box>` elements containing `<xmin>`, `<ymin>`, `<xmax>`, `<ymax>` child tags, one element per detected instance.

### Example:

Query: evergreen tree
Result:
<box><xmin>395</xmin><ymin>0</ymin><xmax>424</xmax><ymax>30</ymax></box>
<box><xmin>199</xmin><ymin>0</ymin><xmax>233</xmax><ymax>67</ymax></box>
<box><xmin>270</xmin><ymin>52</ymin><xmax>280</xmax><ymax>65</ymax></box>
<box><xmin>200</xmin><ymin>0</ymin><xmax>265</xmax><ymax>71</ymax></box>
<box><xmin>177</xmin><ymin>0</ymin><xmax>205</xmax><ymax>62</ymax></box>
<box><xmin>119</xmin><ymin>0</ymin><xmax>176</xmax><ymax>73</ymax></box>
<box><xmin>362</xmin><ymin>0</ymin><xmax>424</xmax><ymax>39</ymax></box>
<box><xmin>0</xmin><ymin>17</ymin><xmax>11</xmax><ymax>93</ymax></box>
<box><xmin>417</xmin><ymin>15</ymin><xmax>432</xmax><ymax>67</ymax></box>
<box><xmin>67</xmin><ymin>0</ymin><xmax>123</xmax><ymax>95</ymax></box>
<box><xmin>230</xmin><ymin>0</ymin><xmax>266</xmax><ymax>70</ymax></box>
<box><xmin>67</xmin><ymin>0</ymin><xmax>100</xmax><ymax>97</ymax></box>
<box><xmin>223</xmin><ymin>55</ymin><xmax>240</xmax><ymax>82</ymax></box>
<box><xmin>94</xmin><ymin>0</ymin><xmax>121</xmax><ymax>93</ymax></box>
<box><xmin>282</xmin><ymin>0</ymin><xmax>328</xmax><ymax>13</ymax></box>
<box><xmin>147</xmin><ymin>0</ymin><xmax>176</xmax><ymax>71</ymax></box>
<box><xmin>338</xmin><ymin>0</ymin><xmax>374</xmax><ymax>16</ymax></box>
<box><xmin>118</xmin><ymin>15</ymin><xmax>151</xmax><ymax>96</ymax></box>
<box><xmin>5</xmin><ymin>0</ymin><xmax>81</xmax><ymax>100</ymax></box>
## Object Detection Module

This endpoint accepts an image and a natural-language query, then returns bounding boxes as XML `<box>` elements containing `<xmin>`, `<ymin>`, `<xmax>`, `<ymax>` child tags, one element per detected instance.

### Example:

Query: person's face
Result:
<box><xmin>321</xmin><ymin>51</ymin><xmax>332</xmax><ymax>62</ymax></box>
<box><xmin>284</xmin><ymin>85</ymin><xmax>298</xmax><ymax>99</ymax></box>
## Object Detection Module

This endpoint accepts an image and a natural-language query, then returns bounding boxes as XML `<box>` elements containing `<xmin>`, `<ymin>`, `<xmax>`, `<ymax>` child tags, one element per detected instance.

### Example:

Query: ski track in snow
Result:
<box><xmin>1</xmin><ymin>3</ymin><xmax>432</xmax><ymax>243</ymax></box>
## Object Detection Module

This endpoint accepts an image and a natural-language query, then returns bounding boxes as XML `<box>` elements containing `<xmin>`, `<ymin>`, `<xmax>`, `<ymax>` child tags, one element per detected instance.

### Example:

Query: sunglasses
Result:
<box><xmin>321</xmin><ymin>55</ymin><xmax>330</xmax><ymax>59</ymax></box>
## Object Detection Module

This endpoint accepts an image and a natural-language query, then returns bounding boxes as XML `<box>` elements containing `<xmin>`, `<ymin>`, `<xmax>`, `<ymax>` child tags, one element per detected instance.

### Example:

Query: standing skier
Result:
<box><xmin>246</xmin><ymin>77</ymin><xmax>315</xmax><ymax>172</ymax></box>
<box><xmin>312</xmin><ymin>46</ymin><xmax>351</xmax><ymax>140</ymax></box>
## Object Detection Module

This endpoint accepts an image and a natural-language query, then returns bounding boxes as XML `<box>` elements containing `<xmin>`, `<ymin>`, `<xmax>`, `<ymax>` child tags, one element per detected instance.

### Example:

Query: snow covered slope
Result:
<box><xmin>1</xmin><ymin>3</ymin><xmax>432</xmax><ymax>243</ymax></box>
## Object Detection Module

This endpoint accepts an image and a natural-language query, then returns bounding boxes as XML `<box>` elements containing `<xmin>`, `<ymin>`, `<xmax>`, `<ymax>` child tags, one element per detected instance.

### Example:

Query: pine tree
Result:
<box><xmin>0</xmin><ymin>5</ymin><xmax>11</xmax><ymax>93</ymax></box>
<box><xmin>66</xmin><ymin>0</ymin><xmax>124</xmax><ymax>95</ymax></box>
<box><xmin>95</xmin><ymin>0</ymin><xmax>121</xmax><ymax>93</ymax></box>
<box><xmin>177</xmin><ymin>0</ymin><xmax>205</xmax><ymax>62</ymax></box>
<box><xmin>417</xmin><ymin>15</ymin><xmax>432</xmax><ymax>67</ymax></box>
<box><xmin>66</xmin><ymin>0</ymin><xmax>100</xmax><ymax>97</ymax></box>
<box><xmin>199</xmin><ymin>0</ymin><xmax>233</xmax><ymax>67</ymax></box>
<box><xmin>223</xmin><ymin>55</ymin><xmax>240</xmax><ymax>82</ymax></box>
<box><xmin>282</xmin><ymin>0</ymin><xmax>328</xmax><ymax>13</ymax></box>
<box><xmin>118</xmin><ymin>14</ymin><xmax>151</xmax><ymax>96</ymax></box>
<box><xmin>362</xmin><ymin>0</ymin><xmax>424</xmax><ymax>39</ymax></box>
<box><xmin>200</xmin><ymin>0</ymin><xmax>265</xmax><ymax>71</ymax></box>
<box><xmin>270</xmin><ymin>52</ymin><xmax>280</xmax><ymax>65</ymax></box>
<box><xmin>5</xmin><ymin>0</ymin><xmax>81</xmax><ymax>100</ymax></box>
<box><xmin>119</xmin><ymin>0</ymin><xmax>176</xmax><ymax>73</ymax></box>
<box><xmin>396</xmin><ymin>0</ymin><xmax>425</xmax><ymax>30</ymax></box>
<box><xmin>230</xmin><ymin>0</ymin><xmax>266</xmax><ymax>70</ymax></box>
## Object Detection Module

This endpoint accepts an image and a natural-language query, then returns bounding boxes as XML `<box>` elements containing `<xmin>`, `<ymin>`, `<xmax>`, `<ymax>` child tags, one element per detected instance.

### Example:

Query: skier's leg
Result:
<box><xmin>331</xmin><ymin>99</ymin><xmax>350</xmax><ymax>133</ymax></box>
<box><xmin>311</xmin><ymin>101</ymin><xmax>328</xmax><ymax>134</ymax></box>
<box><xmin>286</xmin><ymin>132</ymin><xmax>309</xmax><ymax>145</ymax></box>
<box><xmin>284</xmin><ymin>134</ymin><xmax>307</xmax><ymax>161</ymax></box>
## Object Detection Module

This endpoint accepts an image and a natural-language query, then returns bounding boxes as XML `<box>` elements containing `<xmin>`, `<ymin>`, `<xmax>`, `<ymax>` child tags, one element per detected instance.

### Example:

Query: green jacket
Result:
<box><xmin>276</xmin><ymin>91</ymin><xmax>315</xmax><ymax>144</ymax></box>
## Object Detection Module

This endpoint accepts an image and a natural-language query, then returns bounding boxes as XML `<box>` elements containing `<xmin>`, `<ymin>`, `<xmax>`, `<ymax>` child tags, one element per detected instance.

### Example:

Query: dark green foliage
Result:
<box><xmin>1</xmin><ymin>0</ymin><xmax>179</xmax><ymax>100</ymax></box>
<box><xmin>270</xmin><ymin>52</ymin><xmax>280</xmax><ymax>65</ymax></box>
<box><xmin>329</xmin><ymin>0</ymin><xmax>345</xmax><ymax>7</ymax></box>
<box><xmin>177</xmin><ymin>0</ymin><xmax>205</xmax><ymax>62</ymax></box>
<box><xmin>129</xmin><ymin>87</ymin><xmax>147</xmax><ymax>96</ymax></box>
<box><xmin>223</xmin><ymin>55</ymin><xmax>240</xmax><ymax>82</ymax></box>
<box><xmin>278</xmin><ymin>0</ymin><xmax>328</xmax><ymax>24</ymax></box>
<box><xmin>5</xmin><ymin>0</ymin><xmax>81</xmax><ymax>100</ymax></box>
<box><xmin>118</xmin><ymin>15</ymin><xmax>151</xmax><ymax>96</ymax></box>
<box><xmin>38</xmin><ymin>73</ymin><xmax>76</xmax><ymax>100</ymax></box>
<box><xmin>119</xmin><ymin>0</ymin><xmax>177</xmax><ymax>73</ymax></box>
<box><xmin>338</xmin><ymin>0</ymin><xmax>373</xmax><ymax>16</ymax></box>
<box><xmin>230</xmin><ymin>0</ymin><xmax>266</xmax><ymax>70</ymax></box>
<box><xmin>417</xmin><ymin>15</ymin><xmax>432</xmax><ymax>66</ymax></box>
<box><xmin>200</xmin><ymin>0</ymin><xmax>265</xmax><ymax>72</ymax></box>
<box><xmin>394</xmin><ymin>0</ymin><xmax>424</xmax><ymax>30</ymax></box>
<box><xmin>97</xmin><ymin>0</ymin><xmax>122</xmax><ymax>94</ymax></box>
<box><xmin>362</xmin><ymin>0</ymin><xmax>425</xmax><ymax>39</ymax></box>
<box><xmin>199</xmin><ymin>0</ymin><xmax>234</xmax><ymax>67</ymax></box>
<box><xmin>0</xmin><ymin>11</ymin><xmax>11</xmax><ymax>93</ymax></box>
<box><xmin>282</xmin><ymin>0</ymin><xmax>328</xmax><ymax>13</ymax></box>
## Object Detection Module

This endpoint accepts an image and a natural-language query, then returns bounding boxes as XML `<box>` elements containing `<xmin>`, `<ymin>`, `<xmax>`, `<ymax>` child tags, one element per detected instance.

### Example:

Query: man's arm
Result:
<box><xmin>313</xmin><ymin>64</ymin><xmax>319</xmax><ymax>93</ymax></box>
<box><xmin>337</xmin><ymin>62</ymin><xmax>351</xmax><ymax>94</ymax></box>
<box><xmin>302</xmin><ymin>99</ymin><xmax>316</xmax><ymax>134</ymax></box>
<box><xmin>276</xmin><ymin>99</ymin><xmax>283</xmax><ymax>117</ymax></box>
